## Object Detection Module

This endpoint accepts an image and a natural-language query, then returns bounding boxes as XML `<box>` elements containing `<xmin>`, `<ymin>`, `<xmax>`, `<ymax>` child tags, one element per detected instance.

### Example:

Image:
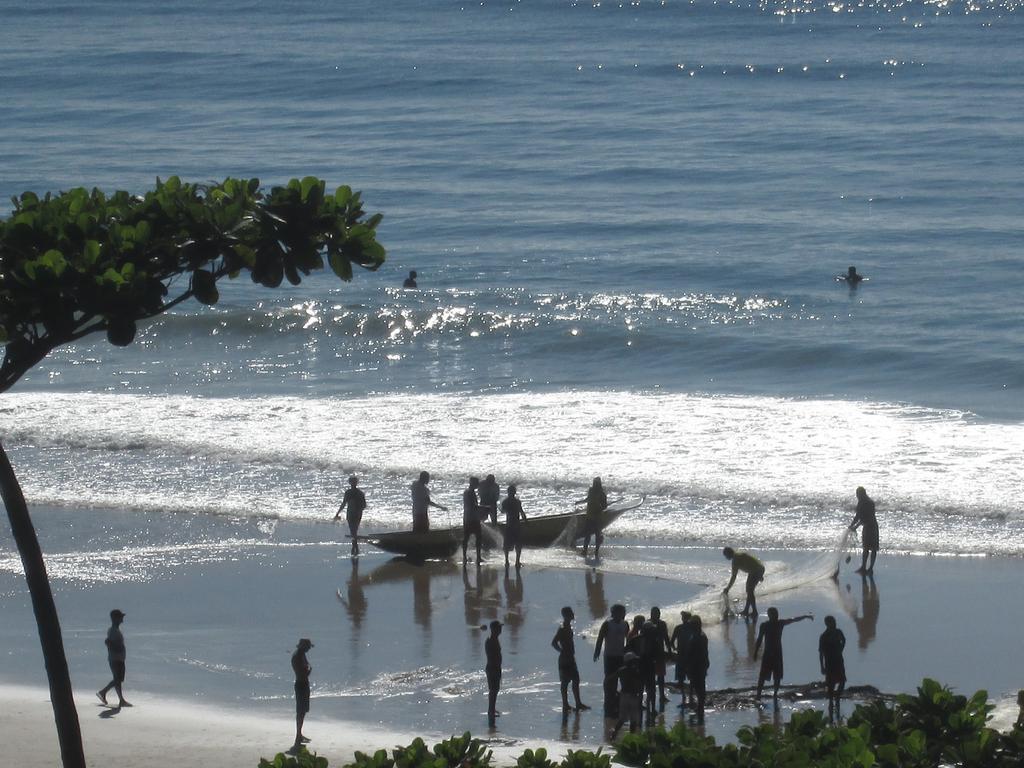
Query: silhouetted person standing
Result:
<box><xmin>580</xmin><ymin>477</ymin><xmax>607</xmax><ymax>558</ymax></box>
<box><xmin>335</xmin><ymin>475</ymin><xmax>367</xmax><ymax>555</ymax></box>
<box><xmin>552</xmin><ymin>606</ymin><xmax>590</xmax><ymax>712</ymax></box>
<box><xmin>754</xmin><ymin>608</ymin><xmax>812</xmax><ymax>701</ymax></box>
<box><xmin>485</xmin><ymin>620</ymin><xmax>503</xmax><ymax>727</ymax></box>
<box><xmin>686</xmin><ymin>615</ymin><xmax>709</xmax><ymax>722</ymax></box>
<box><xmin>841</xmin><ymin>266</ymin><xmax>864</xmax><ymax>286</ymax></box>
<box><xmin>478</xmin><ymin>474</ymin><xmax>500</xmax><ymax>525</ymax></box>
<box><xmin>411</xmin><ymin>471</ymin><xmax>446</xmax><ymax>532</ymax></box>
<box><xmin>671</xmin><ymin>611</ymin><xmax>695</xmax><ymax>710</ymax></box>
<box><xmin>818</xmin><ymin>615</ymin><xmax>847</xmax><ymax>719</ymax></box>
<box><xmin>292</xmin><ymin>638</ymin><xmax>313</xmax><ymax>749</ymax></box>
<box><xmin>608</xmin><ymin>652</ymin><xmax>643</xmax><ymax>737</ymax></box>
<box><xmin>594</xmin><ymin>603</ymin><xmax>629</xmax><ymax>716</ymax></box>
<box><xmin>722</xmin><ymin>547</ymin><xmax>765</xmax><ymax>617</ymax></box>
<box><xmin>501</xmin><ymin>484</ymin><xmax>526</xmax><ymax>569</ymax></box>
<box><xmin>849</xmin><ymin>486</ymin><xmax>878</xmax><ymax>574</ymax></box>
<box><xmin>649</xmin><ymin>607</ymin><xmax>671</xmax><ymax>705</ymax></box>
<box><xmin>403</xmin><ymin>270</ymin><xmax>418</xmax><ymax>288</ymax></box>
<box><xmin>97</xmin><ymin>609</ymin><xmax>131</xmax><ymax>708</ymax></box>
<box><xmin>462</xmin><ymin>476</ymin><xmax>484</xmax><ymax>565</ymax></box>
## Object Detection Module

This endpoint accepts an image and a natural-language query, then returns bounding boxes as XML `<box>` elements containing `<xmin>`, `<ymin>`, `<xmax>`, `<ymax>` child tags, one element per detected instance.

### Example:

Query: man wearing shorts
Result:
<box><xmin>292</xmin><ymin>638</ymin><xmax>313</xmax><ymax>748</ymax></box>
<box><xmin>97</xmin><ymin>609</ymin><xmax>131</xmax><ymax>708</ymax></box>
<box><xmin>849</xmin><ymin>486</ymin><xmax>879</xmax><ymax>574</ymax></box>
<box><xmin>754</xmin><ymin>608</ymin><xmax>812</xmax><ymax>700</ymax></box>
<box><xmin>722</xmin><ymin>547</ymin><xmax>766</xmax><ymax>617</ymax></box>
<box><xmin>551</xmin><ymin>606</ymin><xmax>589</xmax><ymax>712</ymax></box>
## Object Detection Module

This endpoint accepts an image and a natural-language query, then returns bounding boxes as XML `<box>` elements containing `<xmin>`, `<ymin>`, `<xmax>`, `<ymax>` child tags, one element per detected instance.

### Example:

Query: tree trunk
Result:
<box><xmin>0</xmin><ymin>441</ymin><xmax>86</xmax><ymax>768</ymax></box>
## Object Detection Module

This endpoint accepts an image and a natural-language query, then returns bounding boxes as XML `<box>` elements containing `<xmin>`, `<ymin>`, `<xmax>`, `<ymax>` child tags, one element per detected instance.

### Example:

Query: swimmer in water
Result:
<box><xmin>839</xmin><ymin>266</ymin><xmax>864</xmax><ymax>286</ymax></box>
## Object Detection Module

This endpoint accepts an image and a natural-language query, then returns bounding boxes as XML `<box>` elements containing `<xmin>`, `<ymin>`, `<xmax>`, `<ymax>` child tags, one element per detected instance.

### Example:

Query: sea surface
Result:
<box><xmin>2</xmin><ymin>1</ymin><xmax>1023</xmax><ymax>560</ymax></box>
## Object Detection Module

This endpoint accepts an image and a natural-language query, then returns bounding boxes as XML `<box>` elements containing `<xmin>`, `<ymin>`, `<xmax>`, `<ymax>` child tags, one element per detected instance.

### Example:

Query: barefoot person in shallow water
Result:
<box><xmin>722</xmin><ymin>547</ymin><xmax>766</xmax><ymax>617</ymax></box>
<box><xmin>462</xmin><ymin>476</ymin><xmax>484</xmax><ymax>565</ymax></box>
<box><xmin>335</xmin><ymin>475</ymin><xmax>366</xmax><ymax>555</ymax></box>
<box><xmin>478</xmin><ymin>474</ymin><xmax>500</xmax><ymax>525</ymax></box>
<box><xmin>551</xmin><ymin>606</ymin><xmax>590</xmax><ymax>712</ymax></box>
<box><xmin>501</xmin><ymin>484</ymin><xmax>527</xmax><ymax>569</ymax></box>
<box><xmin>849</xmin><ymin>486</ymin><xmax>879</xmax><ymax>574</ymax></box>
<box><xmin>410</xmin><ymin>471</ymin><xmax>447</xmax><ymax>533</ymax></box>
<box><xmin>754</xmin><ymin>607</ymin><xmax>812</xmax><ymax>701</ymax></box>
<box><xmin>818</xmin><ymin>615</ymin><xmax>847</xmax><ymax>720</ymax></box>
<box><xmin>97</xmin><ymin>609</ymin><xmax>131</xmax><ymax>708</ymax></box>
<box><xmin>291</xmin><ymin>638</ymin><xmax>313</xmax><ymax>749</ymax></box>
<box><xmin>579</xmin><ymin>476</ymin><xmax>608</xmax><ymax>558</ymax></box>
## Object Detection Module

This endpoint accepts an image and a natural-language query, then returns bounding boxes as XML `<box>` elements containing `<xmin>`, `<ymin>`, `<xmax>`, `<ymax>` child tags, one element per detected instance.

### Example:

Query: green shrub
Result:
<box><xmin>260</xmin><ymin>748</ymin><xmax>330</xmax><ymax>768</ymax></box>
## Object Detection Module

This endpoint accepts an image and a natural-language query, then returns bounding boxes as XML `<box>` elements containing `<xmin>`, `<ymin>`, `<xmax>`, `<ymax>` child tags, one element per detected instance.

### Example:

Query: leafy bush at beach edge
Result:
<box><xmin>260</xmin><ymin>679</ymin><xmax>1024</xmax><ymax>768</ymax></box>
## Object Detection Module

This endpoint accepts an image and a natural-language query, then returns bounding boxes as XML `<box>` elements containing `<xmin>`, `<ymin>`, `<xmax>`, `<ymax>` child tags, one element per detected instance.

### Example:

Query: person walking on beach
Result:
<box><xmin>291</xmin><ymin>638</ymin><xmax>313</xmax><ymax>749</ymax></box>
<box><xmin>753</xmin><ymin>608</ymin><xmax>812</xmax><ymax>701</ymax></box>
<box><xmin>722</xmin><ymin>547</ymin><xmax>766</xmax><ymax>618</ymax></box>
<box><xmin>649</xmin><ymin>607</ymin><xmax>671</xmax><ymax>705</ymax></box>
<box><xmin>462</xmin><ymin>476</ymin><xmax>484</xmax><ymax>565</ymax></box>
<box><xmin>686</xmin><ymin>615</ymin><xmax>709</xmax><ymax>723</ymax></box>
<box><xmin>671</xmin><ymin>611</ymin><xmax>696</xmax><ymax>710</ymax></box>
<box><xmin>97</xmin><ymin>609</ymin><xmax>131</xmax><ymax>708</ymax></box>
<box><xmin>484</xmin><ymin>620</ymin><xmax>503</xmax><ymax>727</ymax></box>
<box><xmin>552</xmin><ymin>606</ymin><xmax>590</xmax><ymax>712</ymax></box>
<box><xmin>819</xmin><ymin>615</ymin><xmax>847</xmax><ymax>720</ymax></box>
<box><xmin>403</xmin><ymin>269</ymin><xmax>418</xmax><ymax>288</ymax></box>
<box><xmin>335</xmin><ymin>475</ymin><xmax>367</xmax><ymax>556</ymax></box>
<box><xmin>608</xmin><ymin>652</ymin><xmax>643</xmax><ymax>737</ymax></box>
<box><xmin>501</xmin><ymin>484</ymin><xmax>526</xmax><ymax>569</ymax></box>
<box><xmin>411</xmin><ymin>471</ymin><xmax>447</xmax><ymax>533</ymax></box>
<box><xmin>849</xmin><ymin>486</ymin><xmax>879</xmax><ymax>574</ymax></box>
<box><xmin>479</xmin><ymin>474</ymin><xmax>500</xmax><ymax>525</ymax></box>
<box><xmin>579</xmin><ymin>476</ymin><xmax>608</xmax><ymax>559</ymax></box>
<box><xmin>594</xmin><ymin>603</ymin><xmax>629</xmax><ymax>716</ymax></box>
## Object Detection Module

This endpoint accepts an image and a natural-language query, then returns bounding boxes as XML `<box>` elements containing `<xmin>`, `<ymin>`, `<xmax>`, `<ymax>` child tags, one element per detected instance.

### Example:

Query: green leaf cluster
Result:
<box><xmin>260</xmin><ymin>748</ymin><xmax>330</xmax><ymax>768</ymax></box>
<box><xmin>259</xmin><ymin>680</ymin><xmax>1024</xmax><ymax>768</ymax></box>
<box><xmin>0</xmin><ymin>176</ymin><xmax>385</xmax><ymax>392</ymax></box>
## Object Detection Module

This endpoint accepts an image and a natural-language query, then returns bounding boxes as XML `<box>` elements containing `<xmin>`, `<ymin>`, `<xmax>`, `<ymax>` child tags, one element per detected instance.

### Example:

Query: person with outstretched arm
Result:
<box><xmin>754</xmin><ymin>608</ymin><xmax>812</xmax><ymax>701</ymax></box>
<box><xmin>410</xmin><ymin>471</ymin><xmax>447</xmax><ymax>532</ymax></box>
<box><xmin>722</xmin><ymin>547</ymin><xmax>765</xmax><ymax>618</ymax></box>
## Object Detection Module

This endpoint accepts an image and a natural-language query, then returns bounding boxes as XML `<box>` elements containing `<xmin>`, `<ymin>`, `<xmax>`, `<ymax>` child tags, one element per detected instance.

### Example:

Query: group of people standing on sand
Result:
<box><xmin>460</xmin><ymin>474</ymin><xmax>527</xmax><ymax>569</ymax></box>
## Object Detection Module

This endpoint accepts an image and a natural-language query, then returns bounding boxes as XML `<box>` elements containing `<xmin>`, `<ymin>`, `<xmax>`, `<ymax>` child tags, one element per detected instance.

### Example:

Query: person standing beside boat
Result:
<box><xmin>478</xmin><ymin>474</ymin><xmax>500</xmax><ymax>525</ymax></box>
<box><xmin>335</xmin><ymin>475</ymin><xmax>367</xmax><ymax>556</ymax></box>
<box><xmin>411</xmin><ymin>471</ymin><xmax>447</xmax><ymax>533</ymax></box>
<box><xmin>501</xmin><ymin>484</ymin><xmax>527</xmax><ymax>569</ymax></box>
<box><xmin>462</xmin><ymin>476</ymin><xmax>484</xmax><ymax>565</ymax></box>
<box><xmin>580</xmin><ymin>476</ymin><xmax>608</xmax><ymax>559</ymax></box>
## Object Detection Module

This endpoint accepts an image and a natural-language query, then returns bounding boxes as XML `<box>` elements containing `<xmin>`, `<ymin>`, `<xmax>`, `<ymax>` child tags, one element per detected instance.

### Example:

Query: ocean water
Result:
<box><xmin>2</xmin><ymin>0</ymin><xmax>1023</xmax><ymax>564</ymax></box>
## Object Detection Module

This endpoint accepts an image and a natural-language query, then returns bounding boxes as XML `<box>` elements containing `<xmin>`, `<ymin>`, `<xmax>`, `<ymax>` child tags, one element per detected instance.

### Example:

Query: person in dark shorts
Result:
<box><xmin>608</xmin><ymin>652</ymin><xmax>643</xmax><ymax>737</ymax></box>
<box><xmin>485</xmin><ymin>620</ymin><xmax>503</xmax><ymax>726</ymax></box>
<box><xmin>686</xmin><ymin>615</ymin><xmax>709</xmax><ymax>722</ymax></box>
<box><xmin>552</xmin><ymin>606</ymin><xmax>590</xmax><ymax>712</ymax></box>
<box><xmin>593</xmin><ymin>603</ymin><xmax>628</xmax><ymax>717</ymax></box>
<box><xmin>722</xmin><ymin>547</ymin><xmax>766</xmax><ymax>617</ymax></box>
<box><xmin>818</xmin><ymin>615</ymin><xmax>847</xmax><ymax>719</ymax></box>
<box><xmin>335</xmin><ymin>475</ymin><xmax>367</xmax><ymax>555</ymax></box>
<box><xmin>478</xmin><ymin>474</ymin><xmax>500</xmax><ymax>525</ymax></box>
<box><xmin>462</xmin><ymin>476</ymin><xmax>483</xmax><ymax>565</ymax></box>
<box><xmin>670</xmin><ymin>610</ymin><xmax>695</xmax><ymax>710</ymax></box>
<box><xmin>97</xmin><ymin>609</ymin><xmax>131</xmax><ymax>708</ymax></box>
<box><xmin>649</xmin><ymin>607</ymin><xmax>672</xmax><ymax>705</ymax></box>
<box><xmin>579</xmin><ymin>477</ymin><xmax>608</xmax><ymax>559</ymax></box>
<box><xmin>754</xmin><ymin>608</ymin><xmax>812</xmax><ymax>701</ymax></box>
<box><xmin>849</xmin><ymin>486</ymin><xmax>879</xmax><ymax>574</ymax></box>
<box><xmin>291</xmin><ymin>638</ymin><xmax>313</xmax><ymax>748</ymax></box>
<box><xmin>501</xmin><ymin>484</ymin><xmax>526</xmax><ymax>569</ymax></box>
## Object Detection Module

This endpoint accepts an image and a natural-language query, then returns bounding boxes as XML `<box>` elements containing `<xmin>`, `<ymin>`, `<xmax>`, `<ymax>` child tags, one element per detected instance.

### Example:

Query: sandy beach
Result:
<box><xmin>2</xmin><ymin>507</ymin><xmax>1023</xmax><ymax>767</ymax></box>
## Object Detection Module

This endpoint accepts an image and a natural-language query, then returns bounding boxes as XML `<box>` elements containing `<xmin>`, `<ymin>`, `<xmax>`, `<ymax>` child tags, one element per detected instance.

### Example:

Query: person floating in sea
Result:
<box><xmin>402</xmin><ymin>269</ymin><xmax>418</xmax><ymax>289</ymax></box>
<box><xmin>462</xmin><ymin>476</ymin><xmax>484</xmax><ymax>565</ymax></box>
<box><xmin>484</xmin><ymin>620</ymin><xmax>503</xmax><ymax>727</ymax></box>
<box><xmin>818</xmin><ymin>615</ymin><xmax>847</xmax><ymax>720</ymax></box>
<box><xmin>849</xmin><ymin>486</ymin><xmax>879</xmax><ymax>574</ymax></box>
<box><xmin>335</xmin><ymin>475</ymin><xmax>367</xmax><ymax>556</ymax></box>
<box><xmin>411</xmin><ymin>471</ymin><xmax>447</xmax><ymax>533</ymax></box>
<box><xmin>649</xmin><ymin>607</ymin><xmax>672</xmax><ymax>706</ymax></box>
<box><xmin>754</xmin><ymin>607</ymin><xmax>812</xmax><ymax>702</ymax></box>
<box><xmin>686</xmin><ymin>615</ymin><xmax>709</xmax><ymax>723</ymax></box>
<box><xmin>579</xmin><ymin>476</ymin><xmax>608</xmax><ymax>559</ymax></box>
<box><xmin>291</xmin><ymin>638</ymin><xmax>313</xmax><ymax>749</ymax></box>
<box><xmin>671</xmin><ymin>610</ymin><xmax>696</xmax><ymax>710</ymax></box>
<box><xmin>501</xmin><ymin>484</ymin><xmax>527</xmax><ymax>569</ymax></box>
<box><xmin>722</xmin><ymin>546</ymin><xmax>766</xmax><ymax>618</ymax></box>
<box><xmin>478</xmin><ymin>474</ymin><xmax>500</xmax><ymax>525</ymax></box>
<box><xmin>551</xmin><ymin>606</ymin><xmax>590</xmax><ymax>712</ymax></box>
<box><xmin>97</xmin><ymin>608</ymin><xmax>131</xmax><ymax>708</ymax></box>
<box><xmin>838</xmin><ymin>266</ymin><xmax>865</xmax><ymax>286</ymax></box>
<box><xmin>594</xmin><ymin>603</ymin><xmax>629</xmax><ymax>717</ymax></box>
<box><xmin>608</xmin><ymin>651</ymin><xmax>643</xmax><ymax>737</ymax></box>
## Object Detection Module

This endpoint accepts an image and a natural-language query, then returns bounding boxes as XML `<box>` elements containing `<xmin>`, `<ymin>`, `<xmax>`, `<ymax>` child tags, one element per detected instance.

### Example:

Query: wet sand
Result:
<box><xmin>1</xmin><ymin>508</ymin><xmax>1023</xmax><ymax>766</ymax></box>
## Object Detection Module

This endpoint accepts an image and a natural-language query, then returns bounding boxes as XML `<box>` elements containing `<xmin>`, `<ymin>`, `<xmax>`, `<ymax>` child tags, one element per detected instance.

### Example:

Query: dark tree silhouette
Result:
<box><xmin>0</xmin><ymin>176</ymin><xmax>385</xmax><ymax>767</ymax></box>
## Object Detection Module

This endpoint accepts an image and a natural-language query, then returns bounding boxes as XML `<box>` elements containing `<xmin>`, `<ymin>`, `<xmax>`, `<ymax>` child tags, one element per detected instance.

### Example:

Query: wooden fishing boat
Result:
<box><xmin>357</xmin><ymin>496</ymin><xmax>643</xmax><ymax>559</ymax></box>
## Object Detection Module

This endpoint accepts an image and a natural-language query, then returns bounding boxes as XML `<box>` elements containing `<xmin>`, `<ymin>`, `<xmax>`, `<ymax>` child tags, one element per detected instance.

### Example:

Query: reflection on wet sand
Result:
<box><xmin>839</xmin><ymin>574</ymin><xmax>880</xmax><ymax>650</ymax></box>
<box><xmin>585</xmin><ymin>569</ymin><xmax>607</xmax><ymax>621</ymax></box>
<box><xmin>503</xmin><ymin>566</ymin><xmax>525</xmax><ymax>647</ymax></box>
<box><xmin>720</xmin><ymin>614</ymin><xmax>760</xmax><ymax>680</ymax></box>
<box><xmin>338</xmin><ymin>558</ymin><xmax>368</xmax><ymax>646</ymax></box>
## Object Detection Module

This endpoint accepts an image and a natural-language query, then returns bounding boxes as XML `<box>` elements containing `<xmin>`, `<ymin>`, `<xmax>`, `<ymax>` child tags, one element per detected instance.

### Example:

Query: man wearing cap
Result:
<box><xmin>292</xmin><ymin>638</ymin><xmax>313</xmax><ymax>749</ymax></box>
<box><xmin>97</xmin><ymin>609</ymin><xmax>131</xmax><ymax>708</ymax></box>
